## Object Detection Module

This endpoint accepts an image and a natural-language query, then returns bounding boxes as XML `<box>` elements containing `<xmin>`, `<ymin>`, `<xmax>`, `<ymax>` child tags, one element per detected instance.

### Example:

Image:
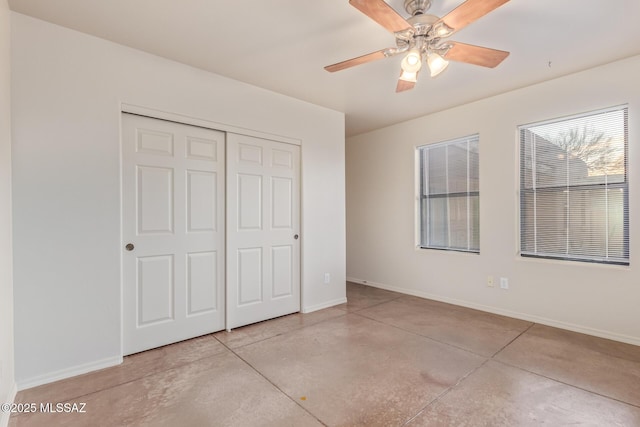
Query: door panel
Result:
<box><xmin>122</xmin><ymin>113</ymin><xmax>225</xmax><ymax>355</ymax></box>
<box><xmin>137</xmin><ymin>166</ymin><xmax>174</xmax><ymax>234</ymax></box>
<box><xmin>186</xmin><ymin>251</ymin><xmax>218</xmax><ymax>315</ymax></box>
<box><xmin>136</xmin><ymin>128</ymin><xmax>174</xmax><ymax>156</ymax></box>
<box><xmin>272</xmin><ymin>177</ymin><xmax>292</xmax><ymax>228</ymax></box>
<box><xmin>227</xmin><ymin>133</ymin><xmax>300</xmax><ymax>329</ymax></box>
<box><xmin>239</xmin><ymin>143</ymin><xmax>263</xmax><ymax>164</ymax></box>
<box><xmin>238</xmin><ymin>174</ymin><xmax>262</xmax><ymax>230</ymax></box>
<box><xmin>186</xmin><ymin>137</ymin><xmax>217</xmax><ymax>161</ymax></box>
<box><xmin>238</xmin><ymin>247</ymin><xmax>263</xmax><ymax>305</ymax></box>
<box><xmin>272</xmin><ymin>245</ymin><xmax>293</xmax><ymax>298</ymax></box>
<box><xmin>186</xmin><ymin>170</ymin><xmax>217</xmax><ymax>232</ymax></box>
<box><xmin>137</xmin><ymin>255</ymin><xmax>174</xmax><ymax>325</ymax></box>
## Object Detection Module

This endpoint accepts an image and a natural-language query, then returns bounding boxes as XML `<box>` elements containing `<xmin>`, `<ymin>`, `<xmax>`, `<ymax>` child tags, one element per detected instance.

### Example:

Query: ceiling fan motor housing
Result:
<box><xmin>404</xmin><ymin>0</ymin><xmax>432</xmax><ymax>15</ymax></box>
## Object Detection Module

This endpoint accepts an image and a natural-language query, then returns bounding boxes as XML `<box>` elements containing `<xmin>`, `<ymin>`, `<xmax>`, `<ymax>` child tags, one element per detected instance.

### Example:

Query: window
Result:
<box><xmin>519</xmin><ymin>106</ymin><xmax>629</xmax><ymax>265</ymax></box>
<box><xmin>419</xmin><ymin>135</ymin><xmax>479</xmax><ymax>253</ymax></box>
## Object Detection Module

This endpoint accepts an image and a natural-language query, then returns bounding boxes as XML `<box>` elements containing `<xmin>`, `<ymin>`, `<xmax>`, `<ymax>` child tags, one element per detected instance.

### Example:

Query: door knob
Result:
<box><xmin>125</xmin><ymin>243</ymin><xmax>135</xmax><ymax>251</ymax></box>
<box><xmin>294</xmin><ymin>234</ymin><xmax>299</xmax><ymax>240</ymax></box>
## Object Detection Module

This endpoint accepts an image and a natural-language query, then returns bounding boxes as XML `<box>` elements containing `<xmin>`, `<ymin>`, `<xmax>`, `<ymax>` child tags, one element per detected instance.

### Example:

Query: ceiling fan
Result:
<box><xmin>325</xmin><ymin>0</ymin><xmax>511</xmax><ymax>92</ymax></box>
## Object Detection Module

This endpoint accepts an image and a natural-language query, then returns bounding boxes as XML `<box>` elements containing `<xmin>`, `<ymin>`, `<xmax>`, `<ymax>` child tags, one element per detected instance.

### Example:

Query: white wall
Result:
<box><xmin>11</xmin><ymin>12</ymin><xmax>346</xmax><ymax>388</ymax></box>
<box><xmin>347</xmin><ymin>55</ymin><xmax>640</xmax><ymax>345</ymax></box>
<box><xmin>0</xmin><ymin>0</ymin><xmax>16</xmax><ymax>424</ymax></box>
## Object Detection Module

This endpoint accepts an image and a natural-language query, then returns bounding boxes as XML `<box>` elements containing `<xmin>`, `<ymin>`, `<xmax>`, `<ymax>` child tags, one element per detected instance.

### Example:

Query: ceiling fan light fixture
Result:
<box><xmin>427</xmin><ymin>51</ymin><xmax>449</xmax><ymax>77</ymax></box>
<box><xmin>399</xmin><ymin>70</ymin><xmax>418</xmax><ymax>82</ymax></box>
<box><xmin>401</xmin><ymin>49</ymin><xmax>423</xmax><ymax>74</ymax></box>
<box><xmin>406</xmin><ymin>53</ymin><xmax>420</xmax><ymax>66</ymax></box>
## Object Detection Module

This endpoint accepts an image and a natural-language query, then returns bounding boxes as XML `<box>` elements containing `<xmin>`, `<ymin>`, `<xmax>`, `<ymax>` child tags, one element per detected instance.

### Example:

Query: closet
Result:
<box><xmin>121</xmin><ymin>113</ymin><xmax>300</xmax><ymax>354</ymax></box>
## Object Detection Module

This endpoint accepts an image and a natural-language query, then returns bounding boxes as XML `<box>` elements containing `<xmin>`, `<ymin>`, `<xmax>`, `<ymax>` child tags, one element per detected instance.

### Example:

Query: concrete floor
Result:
<box><xmin>10</xmin><ymin>282</ymin><xmax>640</xmax><ymax>426</ymax></box>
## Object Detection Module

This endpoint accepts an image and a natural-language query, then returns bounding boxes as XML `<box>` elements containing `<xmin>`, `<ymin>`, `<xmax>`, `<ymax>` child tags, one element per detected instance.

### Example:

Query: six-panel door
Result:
<box><xmin>226</xmin><ymin>133</ymin><xmax>301</xmax><ymax>330</ymax></box>
<box><xmin>122</xmin><ymin>114</ymin><xmax>226</xmax><ymax>355</ymax></box>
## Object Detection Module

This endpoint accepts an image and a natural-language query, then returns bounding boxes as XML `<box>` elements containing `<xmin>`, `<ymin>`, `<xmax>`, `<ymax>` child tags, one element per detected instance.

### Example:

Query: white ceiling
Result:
<box><xmin>9</xmin><ymin>0</ymin><xmax>640</xmax><ymax>136</ymax></box>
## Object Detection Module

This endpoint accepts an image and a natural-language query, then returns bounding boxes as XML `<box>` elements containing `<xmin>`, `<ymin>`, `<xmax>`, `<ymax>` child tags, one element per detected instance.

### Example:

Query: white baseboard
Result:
<box><xmin>302</xmin><ymin>297</ymin><xmax>347</xmax><ymax>314</ymax></box>
<box><xmin>347</xmin><ymin>276</ymin><xmax>640</xmax><ymax>347</ymax></box>
<box><xmin>0</xmin><ymin>381</ymin><xmax>17</xmax><ymax>427</ymax></box>
<box><xmin>17</xmin><ymin>356</ymin><xmax>122</xmax><ymax>391</ymax></box>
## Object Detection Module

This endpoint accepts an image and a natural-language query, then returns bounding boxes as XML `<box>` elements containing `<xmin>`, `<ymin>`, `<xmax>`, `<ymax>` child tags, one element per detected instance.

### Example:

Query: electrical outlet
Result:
<box><xmin>487</xmin><ymin>276</ymin><xmax>494</xmax><ymax>287</ymax></box>
<box><xmin>500</xmin><ymin>277</ymin><xmax>509</xmax><ymax>289</ymax></box>
<box><xmin>324</xmin><ymin>273</ymin><xmax>331</xmax><ymax>284</ymax></box>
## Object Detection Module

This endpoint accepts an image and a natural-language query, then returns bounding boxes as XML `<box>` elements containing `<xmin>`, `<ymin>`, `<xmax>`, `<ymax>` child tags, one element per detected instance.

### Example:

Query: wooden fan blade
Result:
<box><xmin>396</xmin><ymin>70</ymin><xmax>418</xmax><ymax>92</ymax></box>
<box><xmin>440</xmin><ymin>0</ymin><xmax>510</xmax><ymax>35</ymax></box>
<box><xmin>349</xmin><ymin>0</ymin><xmax>412</xmax><ymax>33</ymax></box>
<box><xmin>396</xmin><ymin>79</ymin><xmax>416</xmax><ymax>92</ymax></box>
<box><xmin>444</xmin><ymin>42</ymin><xmax>509</xmax><ymax>68</ymax></box>
<box><xmin>324</xmin><ymin>49</ymin><xmax>387</xmax><ymax>72</ymax></box>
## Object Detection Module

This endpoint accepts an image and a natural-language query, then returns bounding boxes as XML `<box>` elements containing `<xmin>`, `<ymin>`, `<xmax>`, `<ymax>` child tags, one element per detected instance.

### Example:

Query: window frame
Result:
<box><xmin>417</xmin><ymin>134</ymin><xmax>480</xmax><ymax>254</ymax></box>
<box><xmin>517</xmin><ymin>105</ymin><xmax>629</xmax><ymax>266</ymax></box>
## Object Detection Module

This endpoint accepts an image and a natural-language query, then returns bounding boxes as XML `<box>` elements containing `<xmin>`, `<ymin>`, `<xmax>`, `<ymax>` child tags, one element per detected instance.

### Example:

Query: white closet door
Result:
<box><xmin>226</xmin><ymin>133</ymin><xmax>301</xmax><ymax>330</ymax></box>
<box><xmin>122</xmin><ymin>113</ymin><xmax>225</xmax><ymax>355</ymax></box>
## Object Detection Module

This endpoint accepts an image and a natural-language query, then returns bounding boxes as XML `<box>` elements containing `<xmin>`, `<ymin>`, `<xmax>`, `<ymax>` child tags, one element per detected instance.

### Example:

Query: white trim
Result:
<box><xmin>302</xmin><ymin>297</ymin><xmax>347</xmax><ymax>314</ymax></box>
<box><xmin>346</xmin><ymin>277</ymin><xmax>640</xmax><ymax>347</ymax></box>
<box><xmin>17</xmin><ymin>356</ymin><xmax>122</xmax><ymax>391</ymax></box>
<box><xmin>0</xmin><ymin>382</ymin><xmax>17</xmax><ymax>427</ymax></box>
<box><xmin>121</xmin><ymin>103</ymin><xmax>301</xmax><ymax>146</ymax></box>
<box><xmin>118</xmin><ymin>104</ymin><xmax>126</xmax><ymax>366</ymax></box>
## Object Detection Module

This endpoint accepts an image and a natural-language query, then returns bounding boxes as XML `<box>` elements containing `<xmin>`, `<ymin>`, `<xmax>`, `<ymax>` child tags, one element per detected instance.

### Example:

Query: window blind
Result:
<box><xmin>519</xmin><ymin>106</ymin><xmax>629</xmax><ymax>264</ymax></box>
<box><xmin>419</xmin><ymin>135</ymin><xmax>479</xmax><ymax>253</ymax></box>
